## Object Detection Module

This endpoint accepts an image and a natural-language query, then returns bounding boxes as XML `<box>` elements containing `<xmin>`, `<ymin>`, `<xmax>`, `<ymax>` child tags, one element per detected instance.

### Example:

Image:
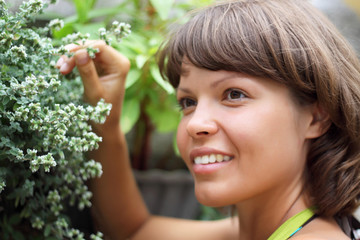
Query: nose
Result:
<box><xmin>186</xmin><ymin>102</ymin><xmax>218</xmax><ymax>138</ymax></box>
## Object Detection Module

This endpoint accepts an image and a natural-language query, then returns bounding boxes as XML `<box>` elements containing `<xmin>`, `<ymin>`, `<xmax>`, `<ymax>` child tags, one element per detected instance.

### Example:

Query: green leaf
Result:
<box><xmin>150</xmin><ymin>64</ymin><xmax>174</xmax><ymax>94</ymax></box>
<box><xmin>89</xmin><ymin>0</ymin><xmax>98</xmax><ymax>9</ymax></box>
<box><xmin>87</xmin><ymin>4</ymin><xmax>126</xmax><ymax>19</ymax></box>
<box><xmin>149</xmin><ymin>0</ymin><xmax>175</xmax><ymax>20</ymax></box>
<box><xmin>73</xmin><ymin>0</ymin><xmax>91</xmax><ymax>23</ymax></box>
<box><xmin>126</xmin><ymin>68</ymin><xmax>141</xmax><ymax>89</ymax></box>
<box><xmin>121</xmin><ymin>98</ymin><xmax>140</xmax><ymax>134</ymax></box>
<box><xmin>2</xmin><ymin>96</ymin><xmax>9</xmax><ymax>105</ymax></box>
<box><xmin>44</xmin><ymin>224</ymin><xmax>52</xmax><ymax>237</ymax></box>
<box><xmin>52</xmin><ymin>23</ymin><xmax>74</xmax><ymax>39</ymax></box>
<box><xmin>9</xmin><ymin>214</ymin><xmax>21</xmax><ymax>225</ymax></box>
<box><xmin>189</xmin><ymin>0</ymin><xmax>214</xmax><ymax>8</ymax></box>
<box><xmin>11</xmin><ymin>231</ymin><xmax>25</xmax><ymax>240</ymax></box>
<box><xmin>135</xmin><ymin>55</ymin><xmax>149</xmax><ymax>69</ymax></box>
<box><xmin>146</xmin><ymin>94</ymin><xmax>180</xmax><ymax>133</ymax></box>
<box><xmin>117</xmin><ymin>33</ymin><xmax>148</xmax><ymax>54</ymax></box>
<box><xmin>153</xmin><ymin>108</ymin><xmax>180</xmax><ymax>132</ymax></box>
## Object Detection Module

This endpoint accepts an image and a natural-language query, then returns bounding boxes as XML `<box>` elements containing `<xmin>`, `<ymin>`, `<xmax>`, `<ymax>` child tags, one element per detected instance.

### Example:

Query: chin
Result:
<box><xmin>194</xmin><ymin>186</ymin><xmax>233</xmax><ymax>207</ymax></box>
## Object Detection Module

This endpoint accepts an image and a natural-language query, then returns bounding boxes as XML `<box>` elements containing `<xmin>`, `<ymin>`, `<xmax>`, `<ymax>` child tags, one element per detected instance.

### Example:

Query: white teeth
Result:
<box><xmin>194</xmin><ymin>154</ymin><xmax>232</xmax><ymax>165</ymax></box>
<box><xmin>201</xmin><ymin>155</ymin><xmax>209</xmax><ymax>164</ymax></box>
<box><xmin>209</xmin><ymin>154</ymin><xmax>216</xmax><ymax>163</ymax></box>
<box><xmin>194</xmin><ymin>156</ymin><xmax>202</xmax><ymax>164</ymax></box>
<box><xmin>224</xmin><ymin>155</ymin><xmax>231</xmax><ymax>161</ymax></box>
<box><xmin>216</xmin><ymin>154</ymin><xmax>223</xmax><ymax>162</ymax></box>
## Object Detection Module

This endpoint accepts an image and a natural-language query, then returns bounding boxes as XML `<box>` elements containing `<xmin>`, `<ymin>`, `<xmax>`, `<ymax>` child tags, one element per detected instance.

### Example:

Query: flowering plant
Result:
<box><xmin>0</xmin><ymin>0</ymin><xmax>129</xmax><ymax>239</ymax></box>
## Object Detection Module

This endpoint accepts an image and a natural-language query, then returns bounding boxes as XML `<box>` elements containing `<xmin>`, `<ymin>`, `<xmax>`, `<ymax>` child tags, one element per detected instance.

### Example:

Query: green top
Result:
<box><xmin>268</xmin><ymin>207</ymin><xmax>316</xmax><ymax>240</ymax></box>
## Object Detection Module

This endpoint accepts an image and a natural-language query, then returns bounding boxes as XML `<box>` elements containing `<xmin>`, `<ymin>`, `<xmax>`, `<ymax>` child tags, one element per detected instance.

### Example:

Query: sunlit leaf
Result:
<box><xmin>52</xmin><ymin>22</ymin><xmax>74</xmax><ymax>39</ymax></box>
<box><xmin>146</xmin><ymin>94</ymin><xmax>180</xmax><ymax>132</ymax></box>
<box><xmin>126</xmin><ymin>68</ymin><xmax>142</xmax><ymax>89</ymax></box>
<box><xmin>136</xmin><ymin>55</ymin><xmax>149</xmax><ymax>69</ymax></box>
<box><xmin>150</xmin><ymin>64</ymin><xmax>174</xmax><ymax>94</ymax></box>
<box><xmin>73</xmin><ymin>0</ymin><xmax>90</xmax><ymax>23</ymax></box>
<box><xmin>121</xmin><ymin>98</ymin><xmax>141</xmax><ymax>133</ymax></box>
<box><xmin>149</xmin><ymin>0</ymin><xmax>175</xmax><ymax>20</ymax></box>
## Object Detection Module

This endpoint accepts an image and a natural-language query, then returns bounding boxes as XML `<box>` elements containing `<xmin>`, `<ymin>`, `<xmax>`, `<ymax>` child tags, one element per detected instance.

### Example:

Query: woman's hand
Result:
<box><xmin>56</xmin><ymin>40</ymin><xmax>130</xmax><ymax>133</ymax></box>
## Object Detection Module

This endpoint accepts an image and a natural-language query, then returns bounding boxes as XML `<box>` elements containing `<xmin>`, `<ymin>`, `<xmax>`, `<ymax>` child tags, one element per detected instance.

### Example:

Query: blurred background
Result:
<box><xmin>5</xmin><ymin>0</ymin><xmax>360</xmax><ymax>226</ymax></box>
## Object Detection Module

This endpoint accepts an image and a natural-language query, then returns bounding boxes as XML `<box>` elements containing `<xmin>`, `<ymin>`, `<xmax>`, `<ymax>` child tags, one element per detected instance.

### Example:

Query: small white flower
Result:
<box><xmin>48</xmin><ymin>19</ymin><xmax>64</xmax><ymax>31</ymax></box>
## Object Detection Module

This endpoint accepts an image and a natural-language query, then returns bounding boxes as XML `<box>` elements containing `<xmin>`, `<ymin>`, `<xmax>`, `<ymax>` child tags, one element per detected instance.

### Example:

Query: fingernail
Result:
<box><xmin>65</xmin><ymin>43</ymin><xmax>78</xmax><ymax>51</ymax></box>
<box><xmin>59</xmin><ymin>62</ymin><xmax>70</xmax><ymax>73</ymax></box>
<box><xmin>55</xmin><ymin>57</ymin><xmax>64</xmax><ymax>68</ymax></box>
<box><xmin>75</xmin><ymin>51</ymin><xmax>90</xmax><ymax>66</ymax></box>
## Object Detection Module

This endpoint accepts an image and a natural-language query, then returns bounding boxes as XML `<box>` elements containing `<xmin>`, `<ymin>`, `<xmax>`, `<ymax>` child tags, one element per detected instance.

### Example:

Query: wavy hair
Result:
<box><xmin>158</xmin><ymin>0</ymin><xmax>360</xmax><ymax>217</ymax></box>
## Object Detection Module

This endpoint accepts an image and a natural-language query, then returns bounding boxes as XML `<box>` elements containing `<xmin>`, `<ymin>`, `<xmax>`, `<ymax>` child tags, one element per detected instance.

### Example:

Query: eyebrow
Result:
<box><xmin>210</xmin><ymin>74</ymin><xmax>241</xmax><ymax>88</ymax></box>
<box><xmin>176</xmin><ymin>87</ymin><xmax>192</xmax><ymax>95</ymax></box>
<box><xmin>176</xmin><ymin>73</ymin><xmax>243</xmax><ymax>95</ymax></box>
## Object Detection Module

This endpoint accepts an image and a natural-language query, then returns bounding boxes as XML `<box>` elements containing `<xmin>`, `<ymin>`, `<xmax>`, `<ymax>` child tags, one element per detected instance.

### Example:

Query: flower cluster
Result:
<box><xmin>62</xmin><ymin>32</ymin><xmax>91</xmax><ymax>45</ymax></box>
<box><xmin>48</xmin><ymin>18</ymin><xmax>64</xmax><ymax>32</ymax></box>
<box><xmin>99</xmin><ymin>21</ymin><xmax>131</xmax><ymax>45</ymax></box>
<box><xmin>0</xmin><ymin>1</ymin><xmax>127</xmax><ymax>239</ymax></box>
<box><xmin>18</xmin><ymin>0</ymin><xmax>44</xmax><ymax>18</ymax></box>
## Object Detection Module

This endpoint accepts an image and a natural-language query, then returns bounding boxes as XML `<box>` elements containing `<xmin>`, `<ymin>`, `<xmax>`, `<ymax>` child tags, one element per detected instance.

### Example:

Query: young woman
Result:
<box><xmin>57</xmin><ymin>0</ymin><xmax>360</xmax><ymax>239</ymax></box>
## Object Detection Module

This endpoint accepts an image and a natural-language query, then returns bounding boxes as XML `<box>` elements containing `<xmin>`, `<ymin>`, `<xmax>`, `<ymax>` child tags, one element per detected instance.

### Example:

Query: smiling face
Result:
<box><xmin>176</xmin><ymin>63</ymin><xmax>318</xmax><ymax>207</ymax></box>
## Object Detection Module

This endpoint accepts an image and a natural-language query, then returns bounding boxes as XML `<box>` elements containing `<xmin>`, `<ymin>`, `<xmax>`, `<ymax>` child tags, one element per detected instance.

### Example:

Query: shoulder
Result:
<box><xmin>131</xmin><ymin>216</ymin><xmax>239</xmax><ymax>240</ymax></box>
<box><xmin>291</xmin><ymin>217</ymin><xmax>350</xmax><ymax>240</ymax></box>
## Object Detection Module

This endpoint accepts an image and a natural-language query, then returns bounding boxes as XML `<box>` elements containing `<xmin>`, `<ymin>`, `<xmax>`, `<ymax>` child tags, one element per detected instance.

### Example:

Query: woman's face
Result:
<box><xmin>176</xmin><ymin>63</ymin><xmax>316</xmax><ymax>207</ymax></box>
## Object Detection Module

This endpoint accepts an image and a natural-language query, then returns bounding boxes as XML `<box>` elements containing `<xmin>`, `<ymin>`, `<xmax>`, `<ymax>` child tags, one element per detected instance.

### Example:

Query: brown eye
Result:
<box><xmin>178</xmin><ymin>98</ymin><xmax>197</xmax><ymax>110</ymax></box>
<box><xmin>224</xmin><ymin>89</ymin><xmax>246</xmax><ymax>100</ymax></box>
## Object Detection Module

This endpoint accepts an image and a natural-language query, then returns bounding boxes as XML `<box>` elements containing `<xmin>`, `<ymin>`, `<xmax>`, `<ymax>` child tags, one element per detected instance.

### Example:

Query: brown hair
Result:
<box><xmin>158</xmin><ymin>0</ymin><xmax>360</xmax><ymax>217</ymax></box>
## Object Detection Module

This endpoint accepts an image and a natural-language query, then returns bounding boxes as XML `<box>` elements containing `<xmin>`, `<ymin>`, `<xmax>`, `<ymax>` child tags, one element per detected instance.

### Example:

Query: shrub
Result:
<box><xmin>0</xmin><ymin>0</ymin><xmax>129</xmax><ymax>239</ymax></box>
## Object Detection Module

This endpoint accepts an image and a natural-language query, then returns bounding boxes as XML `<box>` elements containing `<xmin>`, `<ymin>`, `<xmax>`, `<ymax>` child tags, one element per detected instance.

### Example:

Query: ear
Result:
<box><xmin>305</xmin><ymin>103</ymin><xmax>331</xmax><ymax>139</ymax></box>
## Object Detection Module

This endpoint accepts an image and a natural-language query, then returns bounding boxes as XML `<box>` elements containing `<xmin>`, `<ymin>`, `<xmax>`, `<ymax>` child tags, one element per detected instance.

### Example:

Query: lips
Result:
<box><xmin>190</xmin><ymin>147</ymin><xmax>233</xmax><ymax>165</ymax></box>
<box><xmin>189</xmin><ymin>148</ymin><xmax>233</xmax><ymax>175</ymax></box>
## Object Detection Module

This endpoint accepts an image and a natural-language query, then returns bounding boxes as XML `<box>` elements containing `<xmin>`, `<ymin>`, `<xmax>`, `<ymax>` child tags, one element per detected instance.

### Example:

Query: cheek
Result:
<box><xmin>228</xmin><ymin>104</ymin><xmax>305</xmax><ymax>164</ymax></box>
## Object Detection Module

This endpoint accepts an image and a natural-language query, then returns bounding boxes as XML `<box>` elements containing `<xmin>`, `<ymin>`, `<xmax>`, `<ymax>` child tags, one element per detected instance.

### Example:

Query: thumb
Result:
<box><xmin>74</xmin><ymin>49</ymin><xmax>104</xmax><ymax>105</ymax></box>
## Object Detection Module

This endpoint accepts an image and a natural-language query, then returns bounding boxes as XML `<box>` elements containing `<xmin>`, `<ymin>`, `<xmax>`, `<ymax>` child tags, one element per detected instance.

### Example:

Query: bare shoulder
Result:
<box><xmin>291</xmin><ymin>217</ymin><xmax>350</xmax><ymax>240</ymax></box>
<box><xmin>131</xmin><ymin>216</ymin><xmax>239</xmax><ymax>240</ymax></box>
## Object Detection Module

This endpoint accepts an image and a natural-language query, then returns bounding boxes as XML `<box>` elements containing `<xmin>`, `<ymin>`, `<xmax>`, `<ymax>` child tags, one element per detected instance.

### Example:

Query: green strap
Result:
<box><xmin>268</xmin><ymin>207</ymin><xmax>316</xmax><ymax>240</ymax></box>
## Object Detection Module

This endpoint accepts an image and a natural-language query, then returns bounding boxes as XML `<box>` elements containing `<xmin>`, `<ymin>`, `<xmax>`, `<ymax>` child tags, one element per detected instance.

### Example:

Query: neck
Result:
<box><xmin>235</xmin><ymin>180</ymin><xmax>310</xmax><ymax>240</ymax></box>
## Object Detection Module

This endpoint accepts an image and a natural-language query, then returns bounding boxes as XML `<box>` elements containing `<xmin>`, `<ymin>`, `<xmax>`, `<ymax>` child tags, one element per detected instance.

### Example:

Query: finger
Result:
<box><xmin>56</xmin><ymin>42</ymin><xmax>90</xmax><ymax>72</ymax></box>
<box><xmin>55</xmin><ymin>55</ymin><xmax>68</xmax><ymax>69</ymax></box>
<box><xmin>91</xmin><ymin>45</ymin><xmax>130</xmax><ymax>100</ymax></box>
<box><xmin>81</xmin><ymin>41</ymin><xmax>130</xmax><ymax>94</ymax></box>
<box><xmin>74</xmin><ymin>40</ymin><xmax>129</xmax><ymax>74</ymax></box>
<box><xmin>65</xmin><ymin>43</ymin><xmax>81</xmax><ymax>52</ymax></box>
<box><xmin>57</xmin><ymin>41</ymin><xmax>105</xmax><ymax>75</ymax></box>
<box><xmin>57</xmin><ymin>43</ymin><xmax>87</xmax><ymax>74</ymax></box>
<box><xmin>59</xmin><ymin>56</ymin><xmax>76</xmax><ymax>75</ymax></box>
<box><xmin>74</xmin><ymin>49</ymin><xmax>104</xmax><ymax>105</ymax></box>
<box><xmin>92</xmin><ymin>43</ymin><xmax>130</xmax><ymax>78</ymax></box>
